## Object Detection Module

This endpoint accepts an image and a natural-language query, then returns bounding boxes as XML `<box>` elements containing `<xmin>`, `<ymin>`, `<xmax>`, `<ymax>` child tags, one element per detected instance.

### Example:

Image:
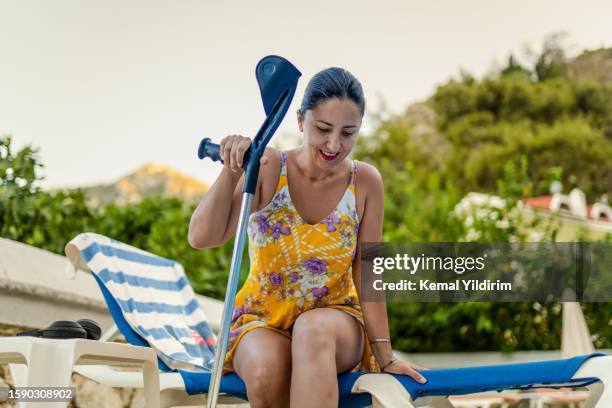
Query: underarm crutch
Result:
<box><xmin>197</xmin><ymin>55</ymin><xmax>301</xmax><ymax>407</ymax></box>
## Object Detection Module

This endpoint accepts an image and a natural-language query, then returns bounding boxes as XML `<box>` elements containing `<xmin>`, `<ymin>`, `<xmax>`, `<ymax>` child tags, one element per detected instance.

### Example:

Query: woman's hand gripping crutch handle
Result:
<box><xmin>198</xmin><ymin>137</ymin><xmax>260</xmax><ymax>195</ymax></box>
<box><xmin>198</xmin><ymin>137</ymin><xmax>253</xmax><ymax>169</ymax></box>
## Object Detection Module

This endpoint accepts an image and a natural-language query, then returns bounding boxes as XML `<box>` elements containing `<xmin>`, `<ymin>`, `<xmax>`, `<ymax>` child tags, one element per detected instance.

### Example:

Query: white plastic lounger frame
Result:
<box><xmin>1</xmin><ymin>336</ymin><xmax>160</xmax><ymax>408</ymax></box>
<box><xmin>6</xmin><ymin>325</ymin><xmax>247</xmax><ymax>408</ymax></box>
<box><xmin>351</xmin><ymin>355</ymin><xmax>612</xmax><ymax>408</ymax></box>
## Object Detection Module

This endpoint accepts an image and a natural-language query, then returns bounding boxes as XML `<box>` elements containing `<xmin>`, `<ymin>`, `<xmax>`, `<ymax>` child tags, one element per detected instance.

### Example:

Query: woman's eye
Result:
<box><xmin>317</xmin><ymin>127</ymin><xmax>331</xmax><ymax>133</ymax></box>
<box><xmin>342</xmin><ymin>131</ymin><xmax>355</xmax><ymax>137</ymax></box>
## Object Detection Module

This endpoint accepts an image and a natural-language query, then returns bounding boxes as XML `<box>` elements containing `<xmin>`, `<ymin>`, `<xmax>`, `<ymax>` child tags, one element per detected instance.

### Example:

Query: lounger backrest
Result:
<box><xmin>65</xmin><ymin>232</ymin><xmax>217</xmax><ymax>372</ymax></box>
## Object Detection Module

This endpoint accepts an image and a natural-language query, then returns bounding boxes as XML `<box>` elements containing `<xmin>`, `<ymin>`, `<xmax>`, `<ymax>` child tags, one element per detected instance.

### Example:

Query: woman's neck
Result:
<box><xmin>292</xmin><ymin>147</ymin><xmax>341</xmax><ymax>183</ymax></box>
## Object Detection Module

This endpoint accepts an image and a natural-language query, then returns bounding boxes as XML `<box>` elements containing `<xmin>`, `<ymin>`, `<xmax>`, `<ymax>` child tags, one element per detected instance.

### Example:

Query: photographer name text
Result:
<box><xmin>372</xmin><ymin>279</ymin><xmax>512</xmax><ymax>291</ymax></box>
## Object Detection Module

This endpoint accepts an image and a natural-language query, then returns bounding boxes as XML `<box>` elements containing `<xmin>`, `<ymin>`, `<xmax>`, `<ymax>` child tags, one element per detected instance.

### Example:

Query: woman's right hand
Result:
<box><xmin>220</xmin><ymin>135</ymin><xmax>270</xmax><ymax>174</ymax></box>
<box><xmin>189</xmin><ymin>136</ymin><xmax>273</xmax><ymax>249</ymax></box>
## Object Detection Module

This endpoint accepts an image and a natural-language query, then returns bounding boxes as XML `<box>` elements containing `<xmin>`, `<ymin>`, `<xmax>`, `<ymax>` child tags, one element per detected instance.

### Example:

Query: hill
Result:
<box><xmin>73</xmin><ymin>163</ymin><xmax>209</xmax><ymax>206</ymax></box>
<box><xmin>569</xmin><ymin>47</ymin><xmax>612</xmax><ymax>83</ymax></box>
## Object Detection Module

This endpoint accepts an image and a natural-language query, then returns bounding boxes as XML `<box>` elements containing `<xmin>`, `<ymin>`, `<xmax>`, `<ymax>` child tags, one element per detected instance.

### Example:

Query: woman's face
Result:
<box><xmin>298</xmin><ymin>97</ymin><xmax>362</xmax><ymax>171</ymax></box>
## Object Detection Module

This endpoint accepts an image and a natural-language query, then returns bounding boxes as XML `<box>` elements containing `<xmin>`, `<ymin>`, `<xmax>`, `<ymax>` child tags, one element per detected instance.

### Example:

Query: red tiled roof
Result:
<box><xmin>522</xmin><ymin>195</ymin><xmax>605</xmax><ymax>222</ymax></box>
<box><xmin>522</xmin><ymin>195</ymin><xmax>553</xmax><ymax>210</ymax></box>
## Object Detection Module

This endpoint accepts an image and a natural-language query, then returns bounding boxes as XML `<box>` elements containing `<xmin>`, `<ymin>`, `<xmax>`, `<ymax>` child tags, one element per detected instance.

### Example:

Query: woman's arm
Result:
<box><xmin>188</xmin><ymin>165</ymin><xmax>244</xmax><ymax>248</ymax></box>
<box><xmin>353</xmin><ymin>162</ymin><xmax>427</xmax><ymax>383</ymax></box>
<box><xmin>188</xmin><ymin>136</ymin><xmax>271</xmax><ymax>249</ymax></box>
<box><xmin>351</xmin><ymin>162</ymin><xmax>388</xmax><ymax>358</ymax></box>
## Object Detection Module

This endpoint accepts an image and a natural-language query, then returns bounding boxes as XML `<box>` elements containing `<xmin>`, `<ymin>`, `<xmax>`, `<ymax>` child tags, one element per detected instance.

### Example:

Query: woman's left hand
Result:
<box><xmin>382</xmin><ymin>359</ymin><xmax>428</xmax><ymax>384</ymax></box>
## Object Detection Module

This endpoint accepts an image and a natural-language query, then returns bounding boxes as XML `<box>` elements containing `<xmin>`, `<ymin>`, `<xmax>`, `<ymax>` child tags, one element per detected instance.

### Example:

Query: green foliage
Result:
<box><xmin>534</xmin><ymin>33</ymin><xmax>569</xmax><ymax>81</ymax></box>
<box><xmin>1</xmin><ymin>135</ymin><xmax>42</xmax><ymax>234</ymax></box>
<box><xmin>143</xmin><ymin>200</ymin><xmax>249</xmax><ymax>297</ymax></box>
<box><xmin>429</xmin><ymin>35</ymin><xmax>612</xmax><ymax>200</ymax></box>
<box><xmin>496</xmin><ymin>156</ymin><xmax>532</xmax><ymax>198</ymax></box>
<box><xmin>91</xmin><ymin>195</ymin><xmax>247</xmax><ymax>299</ymax></box>
<box><xmin>1</xmin><ymin>136</ymin><xmax>97</xmax><ymax>253</ymax></box>
<box><xmin>500</xmin><ymin>54</ymin><xmax>531</xmax><ymax>78</ymax></box>
<box><xmin>0</xmin><ymin>135</ymin><xmax>41</xmax><ymax>193</ymax></box>
<box><xmin>431</xmin><ymin>72</ymin><xmax>612</xmax><ymax>197</ymax></box>
<box><xmin>15</xmin><ymin>190</ymin><xmax>96</xmax><ymax>254</ymax></box>
<box><xmin>354</xmin><ymin>111</ymin><xmax>463</xmax><ymax>242</ymax></box>
<box><xmin>389</xmin><ymin>302</ymin><xmax>564</xmax><ymax>353</ymax></box>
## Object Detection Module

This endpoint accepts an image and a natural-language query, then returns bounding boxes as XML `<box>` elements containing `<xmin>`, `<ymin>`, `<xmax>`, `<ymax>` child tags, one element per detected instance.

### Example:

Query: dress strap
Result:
<box><xmin>350</xmin><ymin>160</ymin><xmax>357</xmax><ymax>187</ymax></box>
<box><xmin>280</xmin><ymin>151</ymin><xmax>288</xmax><ymax>176</ymax></box>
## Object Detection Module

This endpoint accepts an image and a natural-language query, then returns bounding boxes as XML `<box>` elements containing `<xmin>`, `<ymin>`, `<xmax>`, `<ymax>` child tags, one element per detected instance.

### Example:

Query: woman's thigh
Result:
<box><xmin>232</xmin><ymin>327</ymin><xmax>292</xmax><ymax>381</ymax></box>
<box><xmin>292</xmin><ymin>308</ymin><xmax>364</xmax><ymax>373</ymax></box>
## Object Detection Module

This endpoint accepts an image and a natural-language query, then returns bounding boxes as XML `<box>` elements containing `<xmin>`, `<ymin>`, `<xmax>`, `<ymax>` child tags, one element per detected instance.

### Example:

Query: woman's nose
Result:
<box><xmin>326</xmin><ymin>134</ymin><xmax>341</xmax><ymax>152</ymax></box>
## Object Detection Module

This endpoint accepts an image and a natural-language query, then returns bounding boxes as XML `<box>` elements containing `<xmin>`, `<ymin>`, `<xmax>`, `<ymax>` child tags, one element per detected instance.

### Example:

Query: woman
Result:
<box><xmin>188</xmin><ymin>67</ymin><xmax>426</xmax><ymax>408</ymax></box>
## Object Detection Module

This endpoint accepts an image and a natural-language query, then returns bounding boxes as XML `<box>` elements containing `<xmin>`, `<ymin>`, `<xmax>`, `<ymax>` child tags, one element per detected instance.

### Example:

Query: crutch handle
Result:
<box><xmin>197</xmin><ymin>137</ymin><xmax>253</xmax><ymax>170</ymax></box>
<box><xmin>197</xmin><ymin>138</ymin><xmax>222</xmax><ymax>162</ymax></box>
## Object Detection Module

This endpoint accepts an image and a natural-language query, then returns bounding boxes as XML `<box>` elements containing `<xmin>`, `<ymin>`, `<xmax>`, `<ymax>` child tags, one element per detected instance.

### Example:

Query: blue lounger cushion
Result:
<box><xmin>180</xmin><ymin>370</ymin><xmax>375</xmax><ymax>407</ymax></box>
<box><xmin>340</xmin><ymin>353</ymin><xmax>604</xmax><ymax>402</ymax></box>
<box><xmin>179</xmin><ymin>354</ymin><xmax>605</xmax><ymax>407</ymax></box>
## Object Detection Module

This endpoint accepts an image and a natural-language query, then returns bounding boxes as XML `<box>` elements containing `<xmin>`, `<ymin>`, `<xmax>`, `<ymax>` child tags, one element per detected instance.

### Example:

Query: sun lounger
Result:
<box><xmin>62</xmin><ymin>233</ymin><xmax>611</xmax><ymax>407</ymax></box>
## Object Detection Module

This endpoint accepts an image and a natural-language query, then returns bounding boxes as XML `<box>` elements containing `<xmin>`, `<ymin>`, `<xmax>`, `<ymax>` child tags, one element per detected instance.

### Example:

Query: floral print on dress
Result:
<box><xmin>224</xmin><ymin>151</ymin><xmax>380</xmax><ymax>374</ymax></box>
<box><xmin>255</xmin><ymin>214</ymin><xmax>290</xmax><ymax>239</ymax></box>
<box><xmin>321</xmin><ymin>213</ymin><xmax>342</xmax><ymax>232</ymax></box>
<box><xmin>255</xmin><ymin>270</ymin><xmax>292</xmax><ymax>300</ymax></box>
<box><xmin>271</xmin><ymin>190</ymin><xmax>289</xmax><ymax>210</ymax></box>
<box><xmin>249</xmin><ymin>211</ymin><xmax>292</xmax><ymax>247</ymax></box>
<box><xmin>311</xmin><ymin>285</ymin><xmax>330</xmax><ymax>304</ymax></box>
<box><xmin>269</xmin><ymin>272</ymin><xmax>283</xmax><ymax>286</ymax></box>
<box><xmin>303</xmin><ymin>257</ymin><xmax>328</xmax><ymax>275</ymax></box>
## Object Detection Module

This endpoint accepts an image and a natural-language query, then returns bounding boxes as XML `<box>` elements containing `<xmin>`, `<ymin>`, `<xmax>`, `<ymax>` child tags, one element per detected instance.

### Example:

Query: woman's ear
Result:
<box><xmin>297</xmin><ymin>109</ymin><xmax>304</xmax><ymax>132</ymax></box>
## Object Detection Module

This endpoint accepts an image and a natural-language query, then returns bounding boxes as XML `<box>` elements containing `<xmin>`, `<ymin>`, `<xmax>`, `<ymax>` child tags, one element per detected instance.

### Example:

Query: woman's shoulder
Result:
<box><xmin>254</xmin><ymin>147</ymin><xmax>283</xmax><ymax>210</ymax></box>
<box><xmin>262</xmin><ymin>146</ymin><xmax>281</xmax><ymax>161</ymax></box>
<box><xmin>354</xmin><ymin>160</ymin><xmax>383</xmax><ymax>193</ymax></box>
<box><xmin>257</xmin><ymin>146</ymin><xmax>283</xmax><ymax>176</ymax></box>
<box><xmin>258</xmin><ymin>147</ymin><xmax>283</xmax><ymax>180</ymax></box>
<box><xmin>352</xmin><ymin>161</ymin><xmax>383</xmax><ymax>220</ymax></box>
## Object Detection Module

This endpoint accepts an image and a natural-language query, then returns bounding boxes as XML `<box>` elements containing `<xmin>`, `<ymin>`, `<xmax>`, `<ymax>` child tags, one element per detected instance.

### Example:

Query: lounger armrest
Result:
<box><xmin>573</xmin><ymin>355</ymin><xmax>612</xmax><ymax>381</ymax></box>
<box><xmin>572</xmin><ymin>355</ymin><xmax>612</xmax><ymax>407</ymax></box>
<box><xmin>351</xmin><ymin>373</ymin><xmax>420</xmax><ymax>408</ymax></box>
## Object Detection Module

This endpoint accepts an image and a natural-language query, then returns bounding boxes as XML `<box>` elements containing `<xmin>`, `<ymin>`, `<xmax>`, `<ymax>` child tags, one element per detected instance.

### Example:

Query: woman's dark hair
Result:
<box><xmin>299</xmin><ymin>67</ymin><xmax>365</xmax><ymax>117</ymax></box>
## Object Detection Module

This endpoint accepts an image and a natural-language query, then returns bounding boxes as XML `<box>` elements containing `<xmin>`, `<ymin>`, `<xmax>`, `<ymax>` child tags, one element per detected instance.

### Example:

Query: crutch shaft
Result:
<box><xmin>206</xmin><ymin>192</ymin><xmax>254</xmax><ymax>408</ymax></box>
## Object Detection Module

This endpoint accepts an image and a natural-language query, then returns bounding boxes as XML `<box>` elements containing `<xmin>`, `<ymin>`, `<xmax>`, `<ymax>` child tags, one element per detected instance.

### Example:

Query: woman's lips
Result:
<box><xmin>320</xmin><ymin>150</ymin><xmax>338</xmax><ymax>161</ymax></box>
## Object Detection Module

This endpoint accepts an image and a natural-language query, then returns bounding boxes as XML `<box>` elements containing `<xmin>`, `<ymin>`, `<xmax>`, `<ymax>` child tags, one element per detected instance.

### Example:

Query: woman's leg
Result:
<box><xmin>290</xmin><ymin>308</ymin><xmax>365</xmax><ymax>408</ymax></box>
<box><xmin>232</xmin><ymin>327</ymin><xmax>292</xmax><ymax>408</ymax></box>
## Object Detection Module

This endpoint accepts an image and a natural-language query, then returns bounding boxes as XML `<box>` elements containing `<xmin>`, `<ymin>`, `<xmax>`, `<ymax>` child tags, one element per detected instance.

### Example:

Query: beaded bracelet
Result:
<box><xmin>369</xmin><ymin>338</ymin><xmax>391</xmax><ymax>344</ymax></box>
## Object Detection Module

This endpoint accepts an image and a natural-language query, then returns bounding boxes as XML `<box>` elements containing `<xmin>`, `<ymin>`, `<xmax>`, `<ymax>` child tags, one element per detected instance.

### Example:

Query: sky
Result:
<box><xmin>1</xmin><ymin>0</ymin><xmax>611</xmax><ymax>189</ymax></box>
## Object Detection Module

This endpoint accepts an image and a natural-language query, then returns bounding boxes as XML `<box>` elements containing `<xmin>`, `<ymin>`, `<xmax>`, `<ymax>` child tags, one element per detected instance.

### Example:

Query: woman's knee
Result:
<box><xmin>245</xmin><ymin>360</ymin><xmax>290</xmax><ymax>401</ymax></box>
<box><xmin>233</xmin><ymin>329</ymin><xmax>291</xmax><ymax>403</ymax></box>
<box><xmin>291</xmin><ymin>309</ymin><xmax>364</xmax><ymax>372</ymax></box>
<box><xmin>291</xmin><ymin>309</ymin><xmax>337</xmax><ymax>354</ymax></box>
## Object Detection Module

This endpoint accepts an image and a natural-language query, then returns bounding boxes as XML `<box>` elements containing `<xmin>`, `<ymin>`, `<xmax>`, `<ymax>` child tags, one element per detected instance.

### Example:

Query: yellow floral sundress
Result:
<box><xmin>223</xmin><ymin>151</ymin><xmax>380</xmax><ymax>373</ymax></box>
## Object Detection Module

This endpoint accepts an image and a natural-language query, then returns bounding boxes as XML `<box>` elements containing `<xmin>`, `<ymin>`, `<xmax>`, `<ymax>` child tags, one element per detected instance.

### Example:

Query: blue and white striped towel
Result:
<box><xmin>65</xmin><ymin>232</ymin><xmax>217</xmax><ymax>372</ymax></box>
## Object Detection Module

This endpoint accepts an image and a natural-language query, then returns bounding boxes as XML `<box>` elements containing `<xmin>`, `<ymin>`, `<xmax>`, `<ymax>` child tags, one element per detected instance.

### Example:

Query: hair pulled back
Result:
<box><xmin>299</xmin><ymin>67</ymin><xmax>365</xmax><ymax>117</ymax></box>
